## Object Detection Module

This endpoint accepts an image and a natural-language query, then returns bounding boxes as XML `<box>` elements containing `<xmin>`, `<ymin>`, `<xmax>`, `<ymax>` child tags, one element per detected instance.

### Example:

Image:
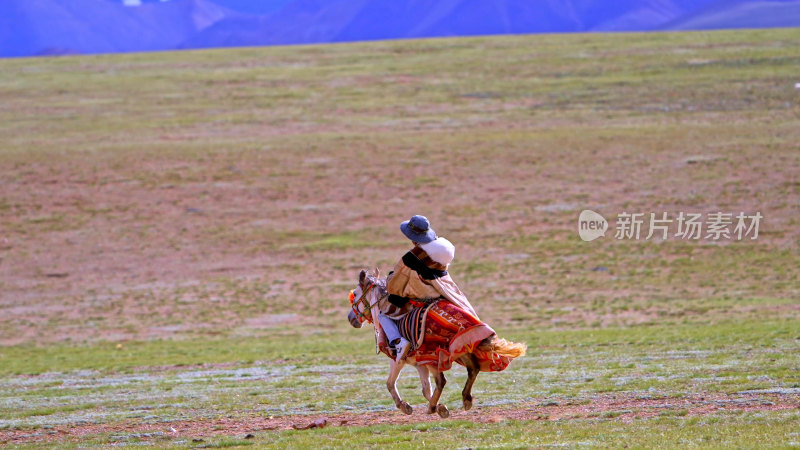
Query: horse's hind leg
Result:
<box><xmin>426</xmin><ymin>367</ymin><xmax>449</xmax><ymax>418</ymax></box>
<box><xmin>387</xmin><ymin>360</ymin><xmax>413</xmax><ymax>415</ymax></box>
<box><xmin>459</xmin><ymin>354</ymin><xmax>480</xmax><ymax>411</ymax></box>
<box><xmin>416</xmin><ymin>364</ymin><xmax>432</xmax><ymax>402</ymax></box>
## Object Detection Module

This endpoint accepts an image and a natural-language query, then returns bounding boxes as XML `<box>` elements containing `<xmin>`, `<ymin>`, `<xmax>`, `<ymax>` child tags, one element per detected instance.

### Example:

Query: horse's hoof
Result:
<box><xmin>436</xmin><ymin>404</ymin><xmax>449</xmax><ymax>418</ymax></box>
<box><xmin>399</xmin><ymin>401</ymin><xmax>413</xmax><ymax>415</ymax></box>
<box><xmin>427</xmin><ymin>405</ymin><xmax>436</xmax><ymax>414</ymax></box>
<box><xmin>463</xmin><ymin>398</ymin><xmax>472</xmax><ymax>411</ymax></box>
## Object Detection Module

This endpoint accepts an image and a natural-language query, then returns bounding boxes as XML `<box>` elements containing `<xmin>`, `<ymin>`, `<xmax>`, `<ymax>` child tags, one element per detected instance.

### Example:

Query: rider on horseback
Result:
<box><xmin>378</xmin><ymin>215</ymin><xmax>480</xmax><ymax>363</ymax></box>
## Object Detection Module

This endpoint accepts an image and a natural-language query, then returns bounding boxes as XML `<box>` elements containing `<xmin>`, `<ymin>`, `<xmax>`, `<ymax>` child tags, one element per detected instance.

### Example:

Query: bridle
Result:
<box><xmin>350</xmin><ymin>282</ymin><xmax>375</xmax><ymax>324</ymax></box>
<box><xmin>348</xmin><ymin>277</ymin><xmax>390</xmax><ymax>355</ymax></box>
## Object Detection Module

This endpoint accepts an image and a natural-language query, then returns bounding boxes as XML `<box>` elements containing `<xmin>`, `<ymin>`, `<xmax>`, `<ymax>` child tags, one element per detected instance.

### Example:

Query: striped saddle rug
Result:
<box><xmin>379</xmin><ymin>300</ymin><xmax>512</xmax><ymax>373</ymax></box>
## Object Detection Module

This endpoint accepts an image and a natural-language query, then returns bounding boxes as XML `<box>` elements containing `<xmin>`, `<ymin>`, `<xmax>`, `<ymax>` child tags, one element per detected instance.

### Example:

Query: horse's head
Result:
<box><xmin>347</xmin><ymin>268</ymin><xmax>383</xmax><ymax>328</ymax></box>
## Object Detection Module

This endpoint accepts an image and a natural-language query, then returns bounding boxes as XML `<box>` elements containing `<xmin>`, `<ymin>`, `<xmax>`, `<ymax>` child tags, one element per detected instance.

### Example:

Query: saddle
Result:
<box><xmin>378</xmin><ymin>299</ymin><xmax>509</xmax><ymax>373</ymax></box>
<box><xmin>376</xmin><ymin>300</ymin><xmax>435</xmax><ymax>356</ymax></box>
<box><xmin>397</xmin><ymin>300</ymin><xmax>438</xmax><ymax>351</ymax></box>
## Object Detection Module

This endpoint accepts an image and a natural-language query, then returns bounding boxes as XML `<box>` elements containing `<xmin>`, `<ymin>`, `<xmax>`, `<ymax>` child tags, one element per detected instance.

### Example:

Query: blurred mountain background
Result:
<box><xmin>2</xmin><ymin>0</ymin><xmax>799</xmax><ymax>57</ymax></box>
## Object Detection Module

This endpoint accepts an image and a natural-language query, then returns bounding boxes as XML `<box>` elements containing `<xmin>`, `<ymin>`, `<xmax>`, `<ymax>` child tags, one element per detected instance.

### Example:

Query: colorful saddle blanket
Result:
<box><xmin>379</xmin><ymin>300</ymin><xmax>512</xmax><ymax>373</ymax></box>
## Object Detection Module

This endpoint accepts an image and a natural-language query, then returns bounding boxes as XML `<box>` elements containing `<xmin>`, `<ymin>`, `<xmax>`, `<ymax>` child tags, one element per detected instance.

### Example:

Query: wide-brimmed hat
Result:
<box><xmin>400</xmin><ymin>215</ymin><xmax>437</xmax><ymax>244</ymax></box>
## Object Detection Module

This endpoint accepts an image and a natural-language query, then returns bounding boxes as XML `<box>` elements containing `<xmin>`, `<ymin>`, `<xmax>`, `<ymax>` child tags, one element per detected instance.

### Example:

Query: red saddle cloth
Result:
<box><xmin>379</xmin><ymin>300</ymin><xmax>512</xmax><ymax>373</ymax></box>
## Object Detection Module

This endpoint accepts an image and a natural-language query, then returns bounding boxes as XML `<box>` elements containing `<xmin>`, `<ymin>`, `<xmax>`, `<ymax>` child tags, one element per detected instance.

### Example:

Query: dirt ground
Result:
<box><xmin>2</xmin><ymin>392</ymin><xmax>798</xmax><ymax>445</ymax></box>
<box><xmin>1</xmin><ymin>32</ymin><xmax>798</xmax><ymax>346</ymax></box>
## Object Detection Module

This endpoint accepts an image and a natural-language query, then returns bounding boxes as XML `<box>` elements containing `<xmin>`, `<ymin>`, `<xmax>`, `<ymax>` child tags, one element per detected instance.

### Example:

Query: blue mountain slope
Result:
<box><xmin>0</xmin><ymin>0</ymin><xmax>231</xmax><ymax>57</ymax></box>
<box><xmin>201</xmin><ymin>0</ymin><xmax>292</xmax><ymax>14</ymax></box>
<box><xmin>179</xmin><ymin>0</ymin><xmax>375</xmax><ymax>48</ymax></box>
<box><xmin>181</xmin><ymin>0</ymin><xmax>727</xmax><ymax>49</ymax></box>
<box><xmin>663</xmin><ymin>0</ymin><xmax>800</xmax><ymax>29</ymax></box>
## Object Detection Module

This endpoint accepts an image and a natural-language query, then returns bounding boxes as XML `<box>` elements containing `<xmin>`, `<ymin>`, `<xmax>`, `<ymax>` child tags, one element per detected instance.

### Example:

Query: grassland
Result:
<box><xmin>0</xmin><ymin>28</ymin><xmax>799</xmax><ymax>447</ymax></box>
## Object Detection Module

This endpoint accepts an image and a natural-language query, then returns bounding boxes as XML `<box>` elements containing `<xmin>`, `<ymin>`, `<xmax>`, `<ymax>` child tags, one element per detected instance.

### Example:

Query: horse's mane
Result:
<box><xmin>364</xmin><ymin>271</ymin><xmax>387</xmax><ymax>296</ymax></box>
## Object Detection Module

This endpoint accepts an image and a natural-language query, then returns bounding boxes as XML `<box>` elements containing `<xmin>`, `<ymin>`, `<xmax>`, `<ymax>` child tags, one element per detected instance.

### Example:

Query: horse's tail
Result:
<box><xmin>479</xmin><ymin>336</ymin><xmax>527</xmax><ymax>359</ymax></box>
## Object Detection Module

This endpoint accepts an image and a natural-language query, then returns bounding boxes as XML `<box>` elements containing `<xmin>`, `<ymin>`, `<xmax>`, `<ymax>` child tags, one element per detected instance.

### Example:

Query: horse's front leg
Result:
<box><xmin>426</xmin><ymin>367</ymin><xmax>449</xmax><ymax>418</ymax></box>
<box><xmin>416</xmin><ymin>364</ymin><xmax>432</xmax><ymax>402</ymax></box>
<box><xmin>387</xmin><ymin>359</ymin><xmax>413</xmax><ymax>415</ymax></box>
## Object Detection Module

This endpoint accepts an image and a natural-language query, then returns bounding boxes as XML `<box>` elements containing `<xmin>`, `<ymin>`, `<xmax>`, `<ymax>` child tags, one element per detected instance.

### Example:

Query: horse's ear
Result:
<box><xmin>358</xmin><ymin>269</ymin><xmax>366</xmax><ymax>285</ymax></box>
<box><xmin>373</xmin><ymin>268</ymin><xmax>381</xmax><ymax>279</ymax></box>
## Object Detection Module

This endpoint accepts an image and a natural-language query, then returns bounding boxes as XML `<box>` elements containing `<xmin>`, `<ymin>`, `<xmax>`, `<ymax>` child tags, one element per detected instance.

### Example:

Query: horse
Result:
<box><xmin>347</xmin><ymin>269</ymin><xmax>526</xmax><ymax>418</ymax></box>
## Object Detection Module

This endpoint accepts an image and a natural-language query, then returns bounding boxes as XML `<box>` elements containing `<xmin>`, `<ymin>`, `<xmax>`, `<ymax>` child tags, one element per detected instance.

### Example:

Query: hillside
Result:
<box><xmin>0</xmin><ymin>0</ymin><xmax>232</xmax><ymax>57</ymax></box>
<box><xmin>664</xmin><ymin>0</ymin><xmax>800</xmax><ymax>29</ymax></box>
<box><xmin>3</xmin><ymin>0</ymin><xmax>800</xmax><ymax>57</ymax></box>
<box><xmin>181</xmin><ymin>0</ymin><xmax>730</xmax><ymax>47</ymax></box>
